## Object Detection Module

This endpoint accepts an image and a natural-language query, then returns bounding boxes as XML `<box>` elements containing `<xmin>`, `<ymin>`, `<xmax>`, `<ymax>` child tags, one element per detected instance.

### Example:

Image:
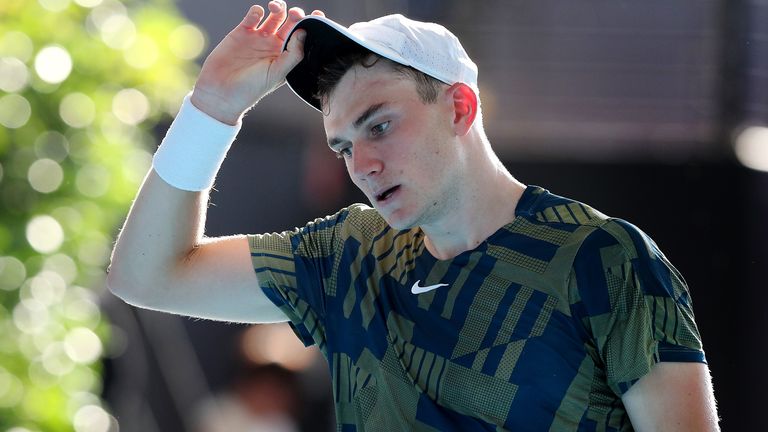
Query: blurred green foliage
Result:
<box><xmin>0</xmin><ymin>0</ymin><xmax>205</xmax><ymax>430</ymax></box>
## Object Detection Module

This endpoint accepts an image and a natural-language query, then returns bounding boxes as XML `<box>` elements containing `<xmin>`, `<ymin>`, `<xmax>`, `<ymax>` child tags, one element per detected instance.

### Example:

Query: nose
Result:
<box><xmin>351</xmin><ymin>144</ymin><xmax>384</xmax><ymax>180</ymax></box>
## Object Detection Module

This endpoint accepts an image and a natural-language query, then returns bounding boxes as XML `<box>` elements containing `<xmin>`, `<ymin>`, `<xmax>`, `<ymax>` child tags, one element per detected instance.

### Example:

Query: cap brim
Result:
<box><xmin>283</xmin><ymin>16</ymin><xmax>407</xmax><ymax>112</ymax></box>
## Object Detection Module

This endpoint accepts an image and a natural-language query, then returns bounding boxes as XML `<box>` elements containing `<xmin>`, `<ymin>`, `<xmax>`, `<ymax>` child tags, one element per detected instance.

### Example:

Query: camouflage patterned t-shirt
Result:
<box><xmin>248</xmin><ymin>185</ymin><xmax>705</xmax><ymax>431</ymax></box>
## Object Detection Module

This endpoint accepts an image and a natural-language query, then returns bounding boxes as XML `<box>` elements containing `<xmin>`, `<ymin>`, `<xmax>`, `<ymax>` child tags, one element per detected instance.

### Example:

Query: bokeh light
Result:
<box><xmin>34</xmin><ymin>130</ymin><xmax>70</xmax><ymax>162</ymax></box>
<box><xmin>86</xmin><ymin>0</ymin><xmax>127</xmax><ymax>36</ymax></box>
<box><xmin>25</xmin><ymin>271</ymin><xmax>67</xmax><ymax>306</ymax></box>
<box><xmin>28</xmin><ymin>158</ymin><xmax>65</xmax><ymax>193</ymax></box>
<box><xmin>64</xmin><ymin>287</ymin><xmax>101</xmax><ymax>326</ymax></box>
<box><xmin>17</xmin><ymin>330</ymin><xmax>42</xmax><ymax>359</ymax></box>
<box><xmin>26</xmin><ymin>215</ymin><xmax>65</xmax><ymax>254</ymax></box>
<box><xmin>34</xmin><ymin>45</ymin><xmax>73</xmax><ymax>84</ymax></box>
<box><xmin>66</xmin><ymin>131</ymin><xmax>93</xmax><ymax>164</ymax></box>
<box><xmin>0</xmin><ymin>31</ymin><xmax>35</xmax><ymax>62</ymax></box>
<box><xmin>74</xmin><ymin>0</ymin><xmax>103</xmax><ymax>7</ymax></box>
<box><xmin>42</xmin><ymin>343</ymin><xmax>76</xmax><ymax>376</ymax></box>
<box><xmin>112</xmin><ymin>88</ymin><xmax>150</xmax><ymax>125</ymax></box>
<box><xmin>99</xmin><ymin>14</ymin><xmax>136</xmax><ymax>50</ymax></box>
<box><xmin>65</xmin><ymin>328</ymin><xmax>103</xmax><ymax>364</ymax></box>
<box><xmin>13</xmin><ymin>299</ymin><xmax>50</xmax><ymax>334</ymax></box>
<box><xmin>73</xmin><ymin>404</ymin><xmax>113</xmax><ymax>432</ymax></box>
<box><xmin>44</xmin><ymin>253</ymin><xmax>79</xmax><ymax>284</ymax></box>
<box><xmin>60</xmin><ymin>93</ymin><xmax>97</xmax><ymax>128</ymax></box>
<box><xmin>0</xmin><ymin>256</ymin><xmax>27</xmax><ymax>291</ymax></box>
<box><xmin>3</xmin><ymin>0</ymin><xmax>203</xmax><ymax>429</ymax></box>
<box><xmin>61</xmin><ymin>367</ymin><xmax>99</xmax><ymax>395</ymax></box>
<box><xmin>169</xmin><ymin>24</ymin><xmax>206</xmax><ymax>60</ymax></box>
<box><xmin>0</xmin><ymin>57</ymin><xmax>30</xmax><ymax>93</ymax></box>
<box><xmin>735</xmin><ymin>126</ymin><xmax>768</xmax><ymax>172</ymax></box>
<box><xmin>38</xmin><ymin>0</ymin><xmax>71</xmax><ymax>13</ymax></box>
<box><xmin>76</xmin><ymin>165</ymin><xmax>111</xmax><ymax>198</ymax></box>
<box><xmin>52</xmin><ymin>206</ymin><xmax>84</xmax><ymax>233</ymax></box>
<box><xmin>0</xmin><ymin>94</ymin><xmax>32</xmax><ymax>129</ymax></box>
<box><xmin>124</xmin><ymin>35</ymin><xmax>159</xmax><ymax>69</ymax></box>
<box><xmin>30</xmin><ymin>323</ymin><xmax>62</xmax><ymax>353</ymax></box>
<box><xmin>0</xmin><ymin>367</ymin><xmax>25</xmax><ymax>408</ymax></box>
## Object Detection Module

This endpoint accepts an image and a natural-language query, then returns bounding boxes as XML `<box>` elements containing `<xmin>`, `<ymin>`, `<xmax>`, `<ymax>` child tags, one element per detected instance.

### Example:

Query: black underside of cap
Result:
<box><xmin>286</xmin><ymin>19</ymin><xmax>368</xmax><ymax>111</ymax></box>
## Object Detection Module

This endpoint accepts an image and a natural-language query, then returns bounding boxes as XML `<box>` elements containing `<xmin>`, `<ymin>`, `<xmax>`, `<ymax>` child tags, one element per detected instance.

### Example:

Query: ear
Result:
<box><xmin>447</xmin><ymin>83</ymin><xmax>478</xmax><ymax>136</ymax></box>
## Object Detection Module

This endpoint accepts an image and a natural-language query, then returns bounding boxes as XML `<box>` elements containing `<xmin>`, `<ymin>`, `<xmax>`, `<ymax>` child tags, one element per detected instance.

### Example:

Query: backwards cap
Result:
<box><xmin>283</xmin><ymin>14</ymin><xmax>478</xmax><ymax>112</ymax></box>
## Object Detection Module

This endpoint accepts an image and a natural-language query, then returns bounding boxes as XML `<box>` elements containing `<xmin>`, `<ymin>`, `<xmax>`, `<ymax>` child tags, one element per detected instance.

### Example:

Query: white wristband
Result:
<box><xmin>152</xmin><ymin>93</ymin><xmax>241</xmax><ymax>191</ymax></box>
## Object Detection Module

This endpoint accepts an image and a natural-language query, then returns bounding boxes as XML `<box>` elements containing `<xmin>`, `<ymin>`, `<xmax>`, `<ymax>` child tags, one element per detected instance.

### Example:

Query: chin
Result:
<box><xmin>369</xmin><ymin>192</ymin><xmax>424</xmax><ymax>230</ymax></box>
<box><xmin>378</xmin><ymin>208</ymin><xmax>419</xmax><ymax>231</ymax></box>
<box><xmin>385</xmin><ymin>219</ymin><xmax>413</xmax><ymax>231</ymax></box>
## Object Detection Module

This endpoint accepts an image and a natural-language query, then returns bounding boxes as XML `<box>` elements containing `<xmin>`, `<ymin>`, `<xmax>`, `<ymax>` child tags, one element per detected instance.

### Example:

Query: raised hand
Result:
<box><xmin>191</xmin><ymin>1</ymin><xmax>325</xmax><ymax>125</ymax></box>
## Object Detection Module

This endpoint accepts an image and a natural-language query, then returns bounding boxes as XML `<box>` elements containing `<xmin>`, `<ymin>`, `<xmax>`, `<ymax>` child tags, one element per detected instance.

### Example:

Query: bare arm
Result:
<box><xmin>108</xmin><ymin>2</ymin><xmax>325</xmax><ymax>323</ymax></box>
<box><xmin>108</xmin><ymin>171</ymin><xmax>285</xmax><ymax>322</ymax></box>
<box><xmin>622</xmin><ymin>362</ymin><xmax>720</xmax><ymax>431</ymax></box>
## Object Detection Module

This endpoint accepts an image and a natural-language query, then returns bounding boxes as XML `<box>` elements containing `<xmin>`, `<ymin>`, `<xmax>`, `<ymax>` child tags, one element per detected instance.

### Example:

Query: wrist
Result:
<box><xmin>190</xmin><ymin>87</ymin><xmax>246</xmax><ymax>126</ymax></box>
<box><xmin>152</xmin><ymin>92</ymin><xmax>241</xmax><ymax>191</ymax></box>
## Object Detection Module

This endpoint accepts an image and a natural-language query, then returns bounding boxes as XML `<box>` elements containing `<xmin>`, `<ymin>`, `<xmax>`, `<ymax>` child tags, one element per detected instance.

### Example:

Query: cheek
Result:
<box><xmin>394</xmin><ymin>123</ymin><xmax>428</xmax><ymax>159</ymax></box>
<box><xmin>344</xmin><ymin>161</ymin><xmax>359</xmax><ymax>185</ymax></box>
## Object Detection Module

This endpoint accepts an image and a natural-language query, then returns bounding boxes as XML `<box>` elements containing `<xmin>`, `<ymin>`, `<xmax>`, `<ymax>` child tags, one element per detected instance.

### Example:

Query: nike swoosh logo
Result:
<box><xmin>411</xmin><ymin>280</ymin><xmax>449</xmax><ymax>294</ymax></box>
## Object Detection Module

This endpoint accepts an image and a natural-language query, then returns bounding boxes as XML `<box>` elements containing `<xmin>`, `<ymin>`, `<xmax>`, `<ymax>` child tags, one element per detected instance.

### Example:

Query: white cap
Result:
<box><xmin>284</xmin><ymin>14</ymin><xmax>479</xmax><ymax>112</ymax></box>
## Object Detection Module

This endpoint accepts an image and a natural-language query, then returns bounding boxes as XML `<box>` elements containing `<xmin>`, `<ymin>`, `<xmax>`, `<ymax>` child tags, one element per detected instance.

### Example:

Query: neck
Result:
<box><xmin>421</xmin><ymin>142</ymin><xmax>526</xmax><ymax>260</ymax></box>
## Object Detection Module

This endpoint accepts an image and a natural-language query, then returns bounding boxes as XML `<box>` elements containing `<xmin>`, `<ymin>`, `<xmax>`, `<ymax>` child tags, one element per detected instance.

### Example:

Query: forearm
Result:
<box><xmin>107</xmin><ymin>87</ymin><xmax>240</xmax><ymax>299</ymax></box>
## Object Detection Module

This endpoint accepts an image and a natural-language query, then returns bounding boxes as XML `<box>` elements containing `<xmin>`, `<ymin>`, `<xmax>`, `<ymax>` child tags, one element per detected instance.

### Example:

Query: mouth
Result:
<box><xmin>375</xmin><ymin>185</ymin><xmax>401</xmax><ymax>203</ymax></box>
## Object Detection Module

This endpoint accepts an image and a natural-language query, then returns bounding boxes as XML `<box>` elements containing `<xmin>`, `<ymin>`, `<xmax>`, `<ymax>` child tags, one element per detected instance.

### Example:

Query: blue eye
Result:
<box><xmin>371</xmin><ymin>121</ymin><xmax>390</xmax><ymax>137</ymax></box>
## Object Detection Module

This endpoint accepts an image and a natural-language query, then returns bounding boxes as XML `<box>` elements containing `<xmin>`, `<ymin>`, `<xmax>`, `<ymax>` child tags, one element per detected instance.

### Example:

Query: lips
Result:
<box><xmin>375</xmin><ymin>185</ymin><xmax>400</xmax><ymax>202</ymax></box>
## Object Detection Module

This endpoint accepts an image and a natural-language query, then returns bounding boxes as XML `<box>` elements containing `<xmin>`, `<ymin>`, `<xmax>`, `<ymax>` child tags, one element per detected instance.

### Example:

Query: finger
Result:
<box><xmin>240</xmin><ymin>5</ymin><xmax>265</xmax><ymax>30</ymax></box>
<box><xmin>310</xmin><ymin>10</ymin><xmax>326</xmax><ymax>17</ymax></box>
<box><xmin>275</xmin><ymin>6</ymin><xmax>305</xmax><ymax>41</ymax></box>
<box><xmin>259</xmin><ymin>0</ymin><xmax>288</xmax><ymax>34</ymax></box>
<box><xmin>273</xmin><ymin>29</ymin><xmax>305</xmax><ymax>77</ymax></box>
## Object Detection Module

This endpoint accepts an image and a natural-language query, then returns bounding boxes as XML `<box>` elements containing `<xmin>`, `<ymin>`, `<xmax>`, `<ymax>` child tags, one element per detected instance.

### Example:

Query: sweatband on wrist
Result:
<box><xmin>152</xmin><ymin>93</ymin><xmax>241</xmax><ymax>191</ymax></box>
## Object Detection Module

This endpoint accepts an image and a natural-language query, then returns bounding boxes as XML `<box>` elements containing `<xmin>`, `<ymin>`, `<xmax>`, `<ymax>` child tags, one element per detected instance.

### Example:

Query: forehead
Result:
<box><xmin>322</xmin><ymin>61</ymin><xmax>421</xmax><ymax>131</ymax></box>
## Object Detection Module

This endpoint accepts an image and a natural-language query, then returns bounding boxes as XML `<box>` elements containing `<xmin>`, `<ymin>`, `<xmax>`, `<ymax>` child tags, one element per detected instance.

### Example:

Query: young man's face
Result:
<box><xmin>323</xmin><ymin>60</ymin><xmax>462</xmax><ymax>230</ymax></box>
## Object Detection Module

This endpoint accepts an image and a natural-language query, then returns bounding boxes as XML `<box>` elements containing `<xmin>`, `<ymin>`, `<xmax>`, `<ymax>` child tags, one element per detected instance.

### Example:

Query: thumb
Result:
<box><xmin>273</xmin><ymin>30</ymin><xmax>306</xmax><ymax>77</ymax></box>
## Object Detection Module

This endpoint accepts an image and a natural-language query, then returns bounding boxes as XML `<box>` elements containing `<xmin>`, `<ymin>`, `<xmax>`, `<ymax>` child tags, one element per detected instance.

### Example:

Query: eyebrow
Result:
<box><xmin>327</xmin><ymin>102</ymin><xmax>389</xmax><ymax>149</ymax></box>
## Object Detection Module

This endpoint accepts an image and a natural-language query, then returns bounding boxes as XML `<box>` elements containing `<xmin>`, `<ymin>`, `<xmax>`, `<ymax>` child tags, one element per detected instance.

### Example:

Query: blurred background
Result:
<box><xmin>2</xmin><ymin>0</ymin><xmax>767</xmax><ymax>430</ymax></box>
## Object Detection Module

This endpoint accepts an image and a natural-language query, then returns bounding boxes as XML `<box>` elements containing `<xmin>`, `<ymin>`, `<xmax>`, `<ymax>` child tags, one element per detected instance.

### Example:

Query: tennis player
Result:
<box><xmin>108</xmin><ymin>2</ymin><xmax>720</xmax><ymax>430</ymax></box>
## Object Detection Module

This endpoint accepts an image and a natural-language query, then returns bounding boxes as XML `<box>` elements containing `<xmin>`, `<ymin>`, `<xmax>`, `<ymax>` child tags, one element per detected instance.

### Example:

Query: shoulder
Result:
<box><xmin>343</xmin><ymin>203</ymin><xmax>389</xmax><ymax>235</ymax></box>
<box><xmin>510</xmin><ymin>186</ymin><xmax>621</xmax><ymax>263</ymax></box>
<box><xmin>337</xmin><ymin>204</ymin><xmax>419</xmax><ymax>249</ymax></box>
<box><xmin>512</xmin><ymin>187</ymin><xmax>681</xmax><ymax>296</ymax></box>
<box><xmin>511</xmin><ymin>186</ymin><xmax>614</xmax><ymax>254</ymax></box>
<box><xmin>291</xmin><ymin>203</ymin><xmax>396</xmax><ymax>253</ymax></box>
<box><xmin>565</xmin><ymin>214</ymin><xmax>687</xmax><ymax>317</ymax></box>
<box><xmin>297</xmin><ymin>203</ymin><xmax>384</xmax><ymax>234</ymax></box>
<box><xmin>518</xmin><ymin>186</ymin><xmax>659</xmax><ymax>260</ymax></box>
<box><xmin>520</xmin><ymin>185</ymin><xmax>610</xmax><ymax>228</ymax></box>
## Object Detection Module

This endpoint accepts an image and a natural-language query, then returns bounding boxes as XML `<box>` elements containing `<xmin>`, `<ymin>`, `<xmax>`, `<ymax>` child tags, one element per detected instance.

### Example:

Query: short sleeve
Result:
<box><xmin>248</xmin><ymin>207</ymin><xmax>353</xmax><ymax>347</ymax></box>
<box><xmin>571</xmin><ymin>219</ymin><xmax>705</xmax><ymax>396</ymax></box>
